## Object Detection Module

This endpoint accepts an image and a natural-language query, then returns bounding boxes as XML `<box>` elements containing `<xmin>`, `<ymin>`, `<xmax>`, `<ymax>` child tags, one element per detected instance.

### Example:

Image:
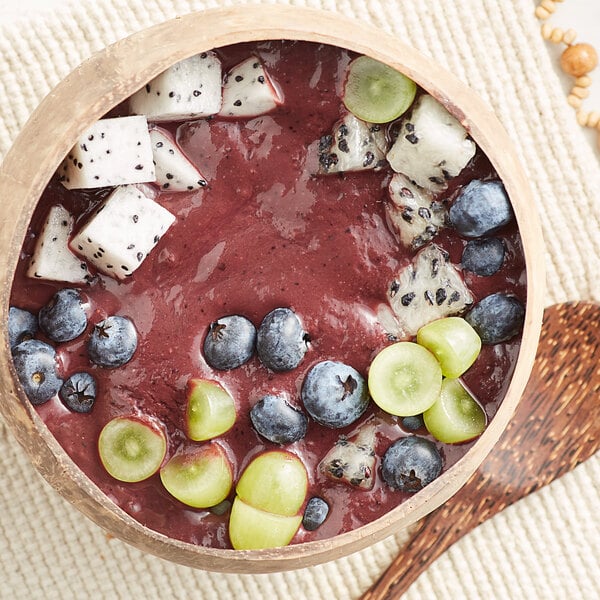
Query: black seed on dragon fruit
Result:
<box><xmin>385</xmin><ymin>173</ymin><xmax>448</xmax><ymax>249</ymax></box>
<box><xmin>70</xmin><ymin>185</ymin><xmax>176</xmax><ymax>280</ymax></box>
<box><xmin>317</xmin><ymin>112</ymin><xmax>388</xmax><ymax>175</ymax></box>
<box><xmin>220</xmin><ymin>56</ymin><xmax>283</xmax><ymax>118</ymax></box>
<box><xmin>149</xmin><ymin>127</ymin><xmax>207</xmax><ymax>192</ymax></box>
<box><xmin>386</xmin><ymin>94</ymin><xmax>476</xmax><ymax>192</ymax></box>
<box><xmin>129</xmin><ymin>52</ymin><xmax>222</xmax><ymax>122</ymax></box>
<box><xmin>26</xmin><ymin>204</ymin><xmax>91</xmax><ymax>284</ymax></box>
<box><xmin>386</xmin><ymin>244</ymin><xmax>473</xmax><ymax>338</ymax></box>
<box><xmin>58</xmin><ymin>116</ymin><xmax>155</xmax><ymax>190</ymax></box>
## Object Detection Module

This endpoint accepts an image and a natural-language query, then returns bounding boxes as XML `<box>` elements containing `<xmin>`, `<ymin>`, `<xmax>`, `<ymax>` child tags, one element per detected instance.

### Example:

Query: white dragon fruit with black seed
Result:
<box><xmin>219</xmin><ymin>56</ymin><xmax>283</xmax><ymax>118</ymax></box>
<box><xmin>386</xmin><ymin>94</ymin><xmax>476</xmax><ymax>192</ymax></box>
<box><xmin>317</xmin><ymin>112</ymin><xmax>387</xmax><ymax>174</ymax></box>
<box><xmin>58</xmin><ymin>116</ymin><xmax>155</xmax><ymax>190</ymax></box>
<box><xmin>27</xmin><ymin>204</ymin><xmax>91</xmax><ymax>284</ymax></box>
<box><xmin>70</xmin><ymin>185</ymin><xmax>175</xmax><ymax>280</ymax></box>
<box><xmin>386</xmin><ymin>173</ymin><xmax>448</xmax><ymax>249</ymax></box>
<box><xmin>387</xmin><ymin>244</ymin><xmax>473</xmax><ymax>338</ymax></box>
<box><xmin>319</xmin><ymin>424</ymin><xmax>377</xmax><ymax>490</ymax></box>
<box><xmin>129</xmin><ymin>52</ymin><xmax>222</xmax><ymax>122</ymax></box>
<box><xmin>149</xmin><ymin>127</ymin><xmax>207</xmax><ymax>192</ymax></box>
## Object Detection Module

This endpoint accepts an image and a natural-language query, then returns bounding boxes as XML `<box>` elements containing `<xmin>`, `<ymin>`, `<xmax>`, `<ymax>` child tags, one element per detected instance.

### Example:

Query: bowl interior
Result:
<box><xmin>0</xmin><ymin>5</ymin><xmax>545</xmax><ymax>573</ymax></box>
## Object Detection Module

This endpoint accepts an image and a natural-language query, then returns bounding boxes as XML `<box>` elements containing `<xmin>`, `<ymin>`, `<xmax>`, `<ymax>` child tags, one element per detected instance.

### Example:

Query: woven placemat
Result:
<box><xmin>0</xmin><ymin>1</ymin><xmax>599</xmax><ymax>598</ymax></box>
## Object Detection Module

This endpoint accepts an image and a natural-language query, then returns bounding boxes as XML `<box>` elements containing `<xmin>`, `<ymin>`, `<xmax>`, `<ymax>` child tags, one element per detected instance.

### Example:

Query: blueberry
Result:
<box><xmin>449</xmin><ymin>180</ymin><xmax>513</xmax><ymax>238</ymax></box>
<box><xmin>461</xmin><ymin>237</ymin><xmax>506</xmax><ymax>276</ymax></box>
<box><xmin>401</xmin><ymin>414</ymin><xmax>425</xmax><ymax>432</ymax></box>
<box><xmin>302</xmin><ymin>496</ymin><xmax>329</xmax><ymax>531</ymax></box>
<box><xmin>88</xmin><ymin>316</ymin><xmax>138</xmax><ymax>368</ymax></box>
<box><xmin>302</xmin><ymin>360</ymin><xmax>369</xmax><ymax>429</ymax></box>
<box><xmin>250</xmin><ymin>394</ymin><xmax>308</xmax><ymax>444</ymax></box>
<box><xmin>59</xmin><ymin>372</ymin><xmax>97</xmax><ymax>413</ymax></box>
<box><xmin>381</xmin><ymin>436</ymin><xmax>443</xmax><ymax>493</ymax></box>
<box><xmin>12</xmin><ymin>339</ymin><xmax>63</xmax><ymax>405</ymax></box>
<box><xmin>256</xmin><ymin>308</ymin><xmax>308</xmax><ymax>372</ymax></box>
<box><xmin>466</xmin><ymin>292</ymin><xmax>525</xmax><ymax>344</ymax></box>
<box><xmin>38</xmin><ymin>288</ymin><xmax>87</xmax><ymax>343</ymax></box>
<box><xmin>203</xmin><ymin>315</ymin><xmax>256</xmax><ymax>370</ymax></box>
<box><xmin>8</xmin><ymin>306</ymin><xmax>38</xmax><ymax>349</ymax></box>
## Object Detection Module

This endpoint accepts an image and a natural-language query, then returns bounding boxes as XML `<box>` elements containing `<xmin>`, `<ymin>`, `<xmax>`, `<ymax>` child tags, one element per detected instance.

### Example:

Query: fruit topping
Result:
<box><xmin>461</xmin><ymin>237</ymin><xmax>506</xmax><ymax>276</ymax></box>
<box><xmin>448</xmin><ymin>180</ymin><xmax>514</xmax><ymax>238</ymax></box>
<box><xmin>129</xmin><ymin>52</ymin><xmax>222</xmax><ymax>122</ymax></box>
<box><xmin>27</xmin><ymin>204</ymin><xmax>91</xmax><ymax>284</ymax></box>
<box><xmin>220</xmin><ymin>55</ymin><xmax>283</xmax><ymax>118</ymax></box>
<box><xmin>302</xmin><ymin>496</ymin><xmax>330</xmax><ymax>531</ymax></box>
<box><xmin>159</xmin><ymin>442</ymin><xmax>233</xmax><ymax>508</ymax></box>
<box><xmin>302</xmin><ymin>360</ymin><xmax>370</xmax><ymax>428</ymax></box>
<box><xmin>319</xmin><ymin>424</ymin><xmax>377</xmax><ymax>490</ymax></box>
<box><xmin>185</xmin><ymin>378</ymin><xmax>236</xmax><ymax>441</ymax></box>
<box><xmin>12</xmin><ymin>339</ymin><xmax>63</xmax><ymax>405</ymax></box>
<box><xmin>58</xmin><ymin>115</ymin><xmax>155</xmax><ymax>190</ymax></box>
<box><xmin>386</xmin><ymin>94</ymin><xmax>476</xmax><ymax>192</ymax></box>
<box><xmin>386</xmin><ymin>173</ymin><xmax>447</xmax><ymax>250</ymax></box>
<box><xmin>250</xmin><ymin>394</ymin><xmax>308</xmax><ymax>445</ymax></box>
<box><xmin>203</xmin><ymin>314</ymin><xmax>256</xmax><ymax>371</ymax></box>
<box><xmin>228</xmin><ymin>497</ymin><xmax>302</xmax><ymax>550</ymax></box>
<box><xmin>87</xmin><ymin>315</ymin><xmax>138</xmax><ymax>368</ymax></box>
<box><xmin>70</xmin><ymin>184</ymin><xmax>176</xmax><ymax>280</ymax></box>
<box><xmin>342</xmin><ymin>55</ymin><xmax>417</xmax><ymax>124</ymax></box>
<box><xmin>235</xmin><ymin>450</ymin><xmax>308</xmax><ymax>517</ymax></box>
<box><xmin>98</xmin><ymin>415</ymin><xmax>167</xmax><ymax>483</ymax></box>
<box><xmin>317</xmin><ymin>112</ymin><xmax>387</xmax><ymax>174</ymax></box>
<box><xmin>381</xmin><ymin>435</ymin><xmax>443</xmax><ymax>493</ymax></box>
<box><xmin>149</xmin><ymin>127</ymin><xmax>208</xmax><ymax>192</ymax></box>
<box><xmin>59</xmin><ymin>372</ymin><xmax>97</xmax><ymax>413</ymax></box>
<box><xmin>423</xmin><ymin>378</ymin><xmax>486</xmax><ymax>444</ymax></box>
<box><xmin>401</xmin><ymin>414</ymin><xmax>425</xmax><ymax>432</ymax></box>
<box><xmin>416</xmin><ymin>316</ymin><xmax>482</xmax><ymax>379</ymax></box>
<box><xmin>465</xmin><ymin>292</ymin><xmax>525</xmax><ymax>344</ymax></box>
<box><xmin>256</xmin><ymin>307</ymin><xmax>308</xmax><ymax>372</ymax></box>
<box><xmin>368</xmin><ymin>342</ymin><xmax>442</xmax><ymax>417</ymax></box>
<box><xmin>387</xmin><ymin>244</ymin><xmax>473</xmax><ymax>338</ymax></box>
<box><xmin>8</xmin><ymin>306</ymin><xmax>38</xmax><ymax>349</ymax></box>
<box><xmin>38</xmin><ymin>288</ymin><xmax>88</xmax><ymax>343</ymax></box>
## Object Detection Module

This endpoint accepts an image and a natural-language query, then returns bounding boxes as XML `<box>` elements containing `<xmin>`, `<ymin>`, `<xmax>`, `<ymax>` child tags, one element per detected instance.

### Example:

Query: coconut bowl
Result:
<box><xmin>0</xmin><ymin>5</ymin><xmax>545</xmax><ymax>573</ymax></box>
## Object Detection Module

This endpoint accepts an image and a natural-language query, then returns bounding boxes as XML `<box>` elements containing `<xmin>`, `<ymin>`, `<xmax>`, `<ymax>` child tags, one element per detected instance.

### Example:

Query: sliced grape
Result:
<box><xmin>98</xmin><ymin>416</ymin><xmax>167</xmax><ymax>482</ymax></box>
<box><xmin>423</xmin><ymin>378</ymin><xmax>487</xmax><ymax>443</ymax></box>
<box><xmin>160</xmin><ymin>443</ymin><xmax>233</xmax><ymax>508</ymax></box>
<box><xmin>228</xmin><ymin>497</ymin><xmax>302</xmax><ymax>550</ymax></box>
<box><xmin>416</xmin><ymin>317</ymin><xmax>482</xmax><ymax>378</ymax></box>
<box><xmin>236</xmin><ymin>450</ymin><xmax>307</xmax><ymax>516</ymax></box>
<box><xmin>343</xmin><ymin>56</ymin><xmax>417</xmax><ymax>124</ymax></box>
<box><xmin>368</xmin><ymin>342</ymin><xmax>442</xmax><ymax>416</ymax></box>
<box><xmin>185</xmin><ymin>378</ymin><xmax>236</xmax><ymax>441</ymax></box>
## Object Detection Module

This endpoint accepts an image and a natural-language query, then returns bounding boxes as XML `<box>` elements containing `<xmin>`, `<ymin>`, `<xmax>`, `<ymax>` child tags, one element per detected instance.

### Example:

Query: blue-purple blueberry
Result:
<box><xmin>88</xmin><ymin>315</ymin><xmax>138</xmax><ymax>368</ymax></box>
<box><xmin>381</xmin><ymin>436</ymin><xmax>443</xmax><ymax>493</ymax></box>
<box><xmin>38</xmin><ymin>288</ymin><xmax>87</xmax><ymax>343</ymax></box>
<box><xmin>302</xmin><ymin>496</ymin><xmax>329</xmax><ymax>531</ymax></box>
<box><xmin>203</xmin><ymin>315</ymin><xmax>256</xmax><ymax>370</ymax></box>
<box><xmin>59</xmin><ymin>372</ymin><xmax>97</xmax><ymax>413</ymax></box>
<box><xmin>302</xmin><ymin>360</ymin><xmax>369</xmax><ymax>429</ymax></box>
<box><xmin>8</xmin><ymin>306</ymin><xmax>38</xmax><ymax>349</ymax></box>
<box><xmin>461</xmin><ymin>237</ymin><xmax>506</xmax><ymax>276</ymax></box>
<box><xmin>250</xmin><ymin>394</ymin><xmax>308</xmax><ymax>444</ymax></box>
<box><xmin>465</xmin><ymin>292</ymin><xmax>525</xmax><ymax>344</ymax></box>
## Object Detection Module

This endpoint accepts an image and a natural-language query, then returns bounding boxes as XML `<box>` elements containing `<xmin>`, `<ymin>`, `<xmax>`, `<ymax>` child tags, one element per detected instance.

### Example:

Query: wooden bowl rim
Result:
<box><xmin>0</xmin><ymin>4</ymin><xmax>545</xmax><ymax>573</ymax></box>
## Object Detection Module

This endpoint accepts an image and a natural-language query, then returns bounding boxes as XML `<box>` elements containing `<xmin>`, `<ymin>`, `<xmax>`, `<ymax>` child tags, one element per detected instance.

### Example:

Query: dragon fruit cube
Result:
<box><xmin>70</xmin><ymin>185</ymin><xmax>175</xmax><ymax>280</ymax></box>
<box><xmin>129</xmin><ymin>52</ymin><xmax>222</xmax><ymax>122</ymax></box>
<box><xmin>58</xmin><ymin>115</ymin><xmax>155</xmax><ymax>190</ymax></box>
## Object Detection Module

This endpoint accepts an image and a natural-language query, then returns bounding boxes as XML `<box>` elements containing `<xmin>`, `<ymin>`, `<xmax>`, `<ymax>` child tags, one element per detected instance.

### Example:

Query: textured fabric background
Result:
<box><xmin>0</xmin><ymin>1</ymin><xmax>599</xmax><ymax>598</ymax></box>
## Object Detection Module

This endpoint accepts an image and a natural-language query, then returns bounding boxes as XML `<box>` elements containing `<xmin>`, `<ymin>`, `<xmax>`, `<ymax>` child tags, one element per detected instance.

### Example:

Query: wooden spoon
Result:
<box><xmin>362</xmin><ymin>302</ymin><xmax>600</xmax><ymax>600</ymax></box>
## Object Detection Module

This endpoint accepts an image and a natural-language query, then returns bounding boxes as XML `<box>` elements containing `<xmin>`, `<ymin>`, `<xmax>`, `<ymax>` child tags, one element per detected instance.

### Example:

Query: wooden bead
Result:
<box><xmin>575</xmin><ymin>76</ymin><xmax>592</xmax><ymax>88</ymax></box>
<box><xmin>563</xmin><ymin>29</ymin><xmax>577</xmax><ymax>45</ymax></box>
<box><xmin>535</xmin><ymin>5</ymin><xmax>551</xmax><ymax>19</ymax></box>
<box><xmin>576</xmin><ymin>110</ymin><xmax>589</xmax><ymax>126</ymax></box>
<box><xmin>560</xmin><ymin>43</ymin><xmax>598</xmax><ymax>77</ymax></box>
<box><xmin>587</xmin><ymin>111</ymin><xmax>600</xmax><ymax>128</ymax></box>
<box><xmin>550</xmin><ymin>27</ymin><xmax>564</xmax><ymax>44</ymax></box>
<box><xmin>540</xmin><ymin>0</ymin><xmax>557</xmax><ymax>13</ymax></box>
<box><xmin>541</xmin><ymin>23</ymin><xmax>553</xmax><ymax>40</ymax></box>
<box><xmin>571</xmin><ymin>85</ymin><xmax>590</xmax><ymax>99</ymax></box>
<box><xmin>567</xmin><ymin>94</ymin><xmax>582</xmax><ymax>108</ymax></box>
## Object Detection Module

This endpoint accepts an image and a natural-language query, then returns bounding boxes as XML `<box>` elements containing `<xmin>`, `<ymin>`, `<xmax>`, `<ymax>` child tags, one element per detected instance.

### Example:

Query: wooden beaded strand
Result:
<box><xmin>536</xmin><ymin>0</ymin><xmax>600</xmax><ymax>148</ymax></box>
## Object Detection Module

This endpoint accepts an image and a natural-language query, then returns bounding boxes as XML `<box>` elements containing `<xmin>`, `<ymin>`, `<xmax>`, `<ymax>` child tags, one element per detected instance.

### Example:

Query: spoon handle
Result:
<box><xmin>362</xmin><ymin>302</ymin><xmax>600</xmax><ymax>600</ymax></box>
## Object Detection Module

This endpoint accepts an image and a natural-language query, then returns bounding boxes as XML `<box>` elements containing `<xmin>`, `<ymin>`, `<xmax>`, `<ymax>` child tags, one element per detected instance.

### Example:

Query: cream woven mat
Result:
<box><xmin>1</xmin><ymin>1</ymin><xmax>599</xmax><ymax>598</ymax></box>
